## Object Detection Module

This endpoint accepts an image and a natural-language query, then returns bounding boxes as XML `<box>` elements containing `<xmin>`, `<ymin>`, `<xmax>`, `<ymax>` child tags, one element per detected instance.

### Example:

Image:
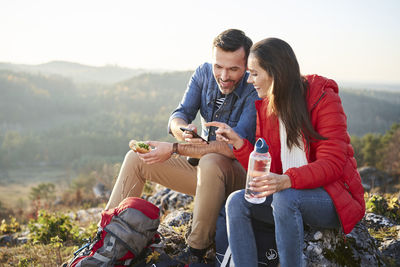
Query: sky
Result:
<box><xmin>1</xmin><ymin>0</ymin><xmax>400</xmax><ymax>84</ymax></box>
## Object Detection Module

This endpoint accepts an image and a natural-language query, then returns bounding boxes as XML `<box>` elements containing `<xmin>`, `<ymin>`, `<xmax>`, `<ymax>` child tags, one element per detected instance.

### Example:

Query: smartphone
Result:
<box><xmin>180</xmin><ymin>127</ymin><xmax>209</xmax><ymax>144</ymax></box>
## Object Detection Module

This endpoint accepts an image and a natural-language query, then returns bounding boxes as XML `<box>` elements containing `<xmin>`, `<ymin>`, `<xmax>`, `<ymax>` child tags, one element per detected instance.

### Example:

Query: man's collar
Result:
<box><xmin>230</xmin><ymin>71</ymin><xmax>249</xmax><ymax>98</ymax></box>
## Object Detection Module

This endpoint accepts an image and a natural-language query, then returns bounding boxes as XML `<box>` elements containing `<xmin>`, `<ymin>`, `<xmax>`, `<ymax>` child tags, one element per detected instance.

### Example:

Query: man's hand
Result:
<box><xmin>205</xmin><ymin>121</ymin><xmax>244</xmax><ymax>150</ymax></box>
<box><xmin>249</xmin><ymin>173</ymin><xmax>292</xmax><ymax>198</ymax></box>
<box><xmin>136</xmin><ymin>141</ymin><xmax>173</xmax><ymax>164</ymax></box>
<box><xmin>170</xmin><ymin>118</ymin><xmax>191</xmax><ymax>142</ymax></box>
<box><xmin>181</xmin><ymin>124</ymin><xmax>208</xmax><ymax>144</ymax></box>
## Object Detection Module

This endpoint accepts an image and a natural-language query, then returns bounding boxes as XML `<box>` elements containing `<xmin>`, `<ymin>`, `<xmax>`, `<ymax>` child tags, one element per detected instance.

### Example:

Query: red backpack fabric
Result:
<box><xmin>66</xmin><ymin>197</ymin><xmax>160</xmax><ymax>267</ymax></box>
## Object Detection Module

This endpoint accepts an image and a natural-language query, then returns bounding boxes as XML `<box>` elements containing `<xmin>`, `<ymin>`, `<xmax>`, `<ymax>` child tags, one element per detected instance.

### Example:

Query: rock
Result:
<box><xmin>92</xmin><ymin>183</ymin><xmax>111</xmax><ymax>199</ymax></box>
<box><xmin>157</xmin><ymin>209</ymin><xmax>192</xmax><ymax>257</ymax></box>
<box><xmin>0</xmin><ymin>231</ymin><xmax>29</xmax><ymax>246</ymax></box>
<box><xmin>358</xmin><ymin>166</ymin><xmax>395</xmax><ymax>193</ymax></box>
<box><xmin>364</xmin><ymin>214</ymin><xmax>400</xmax><ymax>266</ymax></box>
<box><xmin>162</xmin><ymin>209</ymin><xmax>193</xmax><ymax>228</ymax></box>
<box><xmin>314</xmin><ymin>231</ymin><xmax>323</xmax><ymax>240</ymax></box>
<box><xmin>363</xmin><ymin>213</ymin><xmax>395</xmax><ymax>230</ymax></box>
<box><xmin>145</xmin><ymin>188</ymin><xmax>197</xmax><ymax>258</ymax></box>
<box><xmin>304</xmin><ymin>221</ymin><xmax>386</xmax><ymax>266</ymax></box>
<box><xmin>75</xmin><ymin>207</ymin><xmax>103</xmax><ymax>223</ymax></box>
<box><xmin>16</xmin><ymin>236</ymin><xmax>28</xmax><ymax>245</ymax></box>
<box><xmin>302</xmin><ymin>212</ymin><xmax>400</xmax><ymax>266</ymax></box>
<box><xmin>145</xmin><ymin>188</ymin><xmax>193</xmax><ymax>214</ymax></box>
<box><xmin>380</xmin><ymin>238</ymin><xmax>400</xmax><ymax>266</ymax></box>
<box><xmin>0</xmin><ymin>234</ymin><xmax>14</xmax><ymax>246</ymax></box>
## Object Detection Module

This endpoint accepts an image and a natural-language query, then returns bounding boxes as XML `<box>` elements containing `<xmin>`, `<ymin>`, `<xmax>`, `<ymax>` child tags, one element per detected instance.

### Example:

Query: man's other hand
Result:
<box><xmin>136</xmin><ymin>141</ymin><xmax>173</xmax><ymax>164</ymax></box>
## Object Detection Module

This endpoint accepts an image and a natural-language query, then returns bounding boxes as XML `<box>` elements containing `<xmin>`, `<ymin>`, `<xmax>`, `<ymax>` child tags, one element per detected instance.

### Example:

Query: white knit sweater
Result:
<box><xmin>279</xmin><ymin>118</ymin><xmax>308</xmax><ymax>172</ymax></box>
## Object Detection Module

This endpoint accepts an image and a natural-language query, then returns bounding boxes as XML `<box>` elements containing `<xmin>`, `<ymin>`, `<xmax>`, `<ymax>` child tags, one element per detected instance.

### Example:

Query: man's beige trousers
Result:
<box><xmin>105</xmin><ymin>150</ymin><xmax>246</xmax><ymax>249</ymax></box>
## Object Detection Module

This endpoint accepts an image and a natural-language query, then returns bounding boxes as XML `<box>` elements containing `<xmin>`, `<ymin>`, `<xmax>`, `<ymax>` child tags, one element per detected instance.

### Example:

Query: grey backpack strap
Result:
<box><xmin>221</xmin><ymin>245</ymin><xmax>235</xmax><ymax>267</ymax></box>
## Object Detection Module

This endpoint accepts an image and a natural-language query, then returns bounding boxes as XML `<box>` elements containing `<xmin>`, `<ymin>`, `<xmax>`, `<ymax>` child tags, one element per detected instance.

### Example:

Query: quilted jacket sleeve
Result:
<box><xmin>285</xmin><ymin>88</ymin><xmax>349</xmax><ymax>189</ymax></box>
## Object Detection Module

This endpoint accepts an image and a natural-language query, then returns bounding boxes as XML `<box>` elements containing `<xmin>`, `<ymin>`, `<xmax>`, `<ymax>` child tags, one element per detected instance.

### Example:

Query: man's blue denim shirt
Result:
<box><xmin>168</xmin><ymin>63</ymin><xmax>259</xmax><ymax>145</ymax></box>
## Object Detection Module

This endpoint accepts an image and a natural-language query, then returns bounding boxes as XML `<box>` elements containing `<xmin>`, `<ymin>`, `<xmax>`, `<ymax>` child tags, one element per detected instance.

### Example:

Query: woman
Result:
<box><xmin>205</xmin><ymin>38</ymin><xmax>365</xmax><ymax>267</ymax></box>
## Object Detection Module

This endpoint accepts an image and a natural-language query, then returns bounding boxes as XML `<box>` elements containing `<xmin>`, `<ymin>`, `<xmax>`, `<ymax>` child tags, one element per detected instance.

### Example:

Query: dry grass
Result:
<box><xmin>0</xmin><ymin>243</ymin><xmax>78</xmax><ymax>266</ymax></box>
<box><xmin>0</xmin><ymin>167</ymin><xmax>69</xmax><ymax>210</ymax></box>
<box><xmin>0</xmin><ymin>183</ymin><xmax>32</xmax><ymax>206</ymax></box>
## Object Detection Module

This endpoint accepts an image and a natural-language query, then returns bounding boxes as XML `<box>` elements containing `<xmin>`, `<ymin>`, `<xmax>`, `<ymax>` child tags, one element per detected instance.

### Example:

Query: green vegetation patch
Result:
<box><xmin>323</xmin><ymin>236</ymin><xmax>361</xmax><ymax>267</ymax></box>
<box><xmin>366</xmin><ymin>194</ymin><xmax>400</xmax><ymax>223</ymax></box>
<box><xmin>28</xmin><ymin>210</ymin><xmax>96</xmax><ymax>245</ymax></box>
<box><xmin>0</xmin><ymin>216</ymin><xmax>21</xmax><ymax>235</ymax></box>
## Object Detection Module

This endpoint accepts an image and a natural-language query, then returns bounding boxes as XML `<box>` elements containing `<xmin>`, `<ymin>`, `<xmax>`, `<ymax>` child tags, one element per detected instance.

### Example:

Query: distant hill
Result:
<box><xmin>0</xmin><ymin>61</ymin><xmax>149</xmax><ymax>84</ymax></box>
<box><xmin>340</xmin><ymin>89</ymin><xmax>400</xmax><ymax>135</ymax></box>
<box><xmin>338</xmin><ymin>81</ymin><xmax>400</xmax><ymax>92</ymax></box>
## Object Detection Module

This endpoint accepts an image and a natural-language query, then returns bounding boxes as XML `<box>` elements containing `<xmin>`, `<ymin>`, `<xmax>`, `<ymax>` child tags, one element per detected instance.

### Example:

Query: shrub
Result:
<box><xmin>28</xmin><ymin>210</ymin><xmax>81</xmax><ymax>245</ymax></box>
<box><xmin>0</xmin><ymin>216</ymin><xmax>21</xmax><ymax>234</ymax></box>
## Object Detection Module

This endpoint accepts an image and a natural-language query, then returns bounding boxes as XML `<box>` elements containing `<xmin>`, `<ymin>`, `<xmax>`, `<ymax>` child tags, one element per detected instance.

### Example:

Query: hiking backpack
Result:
<box><xmin>215</xmin><ymin>202</ymin><xmax>279</xmax><ymax>267</ymax></box>
<box><xmin>65</xmin><ymin>197</ymin><xmax>160</xmax><ymax>267</ymax></box>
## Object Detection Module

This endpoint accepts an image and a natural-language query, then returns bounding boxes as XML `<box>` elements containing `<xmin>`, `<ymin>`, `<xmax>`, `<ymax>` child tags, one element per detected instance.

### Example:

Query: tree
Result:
<box><xmin>29</xmin><ymin>183</ymin><xmax>56</xmax><ymax>203</ymax></box>
<box><xmin>361</xmin><ymin>133</ymin><xmax>382</xmax><ymax>167</ymax></box>
<box><xmin>350</xmin><ymin>135</ymin><xmax>364</xmax><ymax>167</ymax></box>
<box><xmin>379</xmin><ymin>125</ymin><xmax>400</xmax><ymax>175</ymax></box>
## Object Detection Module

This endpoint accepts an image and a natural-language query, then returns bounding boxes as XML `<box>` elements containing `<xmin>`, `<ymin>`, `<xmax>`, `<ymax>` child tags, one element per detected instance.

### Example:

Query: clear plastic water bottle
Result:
<box><xmin>245</xmin><ymin>138</ymin><xmax>271</xmax><ymax>204</ymax></box>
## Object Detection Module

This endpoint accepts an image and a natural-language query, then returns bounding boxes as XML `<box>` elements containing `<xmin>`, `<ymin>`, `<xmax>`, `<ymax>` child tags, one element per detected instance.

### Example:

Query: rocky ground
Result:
<box><xmin>1</xmin><ymin>186</ymin><xmax>399</xmax><ymax>266</ymax></box>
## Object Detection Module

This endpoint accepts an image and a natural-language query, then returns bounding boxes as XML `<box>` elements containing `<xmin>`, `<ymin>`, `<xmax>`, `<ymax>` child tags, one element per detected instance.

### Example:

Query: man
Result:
<box><xmin>105</xmin><ymin>29</ymin><xmax>258</xmax><ymax>263</ymax></box>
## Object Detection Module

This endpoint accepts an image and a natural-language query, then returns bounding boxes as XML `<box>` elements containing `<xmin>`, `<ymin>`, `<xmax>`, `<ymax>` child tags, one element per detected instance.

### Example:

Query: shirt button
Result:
<box><xmin>215</xmin><ymin>115</ymin><xmax>219</xmax><ymax>118</ymax></box>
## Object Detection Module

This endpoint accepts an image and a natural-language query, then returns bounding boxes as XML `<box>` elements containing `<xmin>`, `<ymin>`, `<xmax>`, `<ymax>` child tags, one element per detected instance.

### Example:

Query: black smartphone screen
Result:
<box><xmin>180</xmin><ymin>127</ymin><xmax>209</xmax><ymax>143</ymax></box>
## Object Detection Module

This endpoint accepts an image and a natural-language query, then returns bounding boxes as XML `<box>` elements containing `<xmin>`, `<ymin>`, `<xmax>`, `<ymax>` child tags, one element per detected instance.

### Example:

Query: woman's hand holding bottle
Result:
<box><xmin>250</xmin><ymin>173</ymin><xmax>292</xmax><ymax>197</ymax></box>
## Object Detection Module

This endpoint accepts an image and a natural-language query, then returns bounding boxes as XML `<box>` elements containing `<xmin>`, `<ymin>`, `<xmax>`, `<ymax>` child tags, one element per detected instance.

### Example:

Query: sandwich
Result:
<box><xmin>129</xmin><ymin>140</ymin><xmax>151</xmax><ymax>154</ymax></box>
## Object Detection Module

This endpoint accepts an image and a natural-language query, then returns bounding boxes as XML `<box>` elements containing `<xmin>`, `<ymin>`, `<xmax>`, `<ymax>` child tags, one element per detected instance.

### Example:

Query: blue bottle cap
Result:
<box><xmin>255</xmin><ymin>138</ymin><xmax>269</xmax><ymax>153</ymax></box>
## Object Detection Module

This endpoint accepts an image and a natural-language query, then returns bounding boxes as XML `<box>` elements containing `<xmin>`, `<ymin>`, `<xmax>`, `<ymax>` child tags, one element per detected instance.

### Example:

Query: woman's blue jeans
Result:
<box><xmin>226</xmin><ymin>188</ymin><xmax>340</xmax><ymax>267</ymax></box>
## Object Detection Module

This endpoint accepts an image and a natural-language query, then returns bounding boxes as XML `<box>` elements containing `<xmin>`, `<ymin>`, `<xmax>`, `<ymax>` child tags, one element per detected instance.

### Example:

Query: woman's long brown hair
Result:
<box><xmin>251</xmin><ymin>38</ymin><xmax>326</xmax><ymax>149</ymax></box>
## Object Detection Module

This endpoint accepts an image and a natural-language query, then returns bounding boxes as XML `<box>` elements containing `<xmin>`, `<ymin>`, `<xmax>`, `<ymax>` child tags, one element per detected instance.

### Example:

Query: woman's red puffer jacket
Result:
<box><xmin>234</xmin><ymin>75</ymin><xmax>365</xmax><ymax>234</ymax></box>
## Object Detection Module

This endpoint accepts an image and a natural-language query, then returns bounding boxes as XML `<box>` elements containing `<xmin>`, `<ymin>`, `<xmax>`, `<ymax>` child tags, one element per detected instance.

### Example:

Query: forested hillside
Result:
<box><xmin>340</xmin><ymin>89</ymin><xmax>400</xmax><ymax>135</ymax></box>
<box><xmin>0</xmin><ymin>69</ymin><xmax>192</xmax><ymax>170</ymax></box>
<box><xmin>0</xmin><ymin>68</ymin><xmax>399</xmax><ymax>172</ymax></box>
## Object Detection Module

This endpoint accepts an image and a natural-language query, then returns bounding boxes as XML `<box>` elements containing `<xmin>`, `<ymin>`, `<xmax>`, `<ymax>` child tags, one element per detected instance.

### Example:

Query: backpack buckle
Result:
<box><xmin>73</xmin><ymin>237</ymin><xmax>92</xmax><ymax>256</ymax></box>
